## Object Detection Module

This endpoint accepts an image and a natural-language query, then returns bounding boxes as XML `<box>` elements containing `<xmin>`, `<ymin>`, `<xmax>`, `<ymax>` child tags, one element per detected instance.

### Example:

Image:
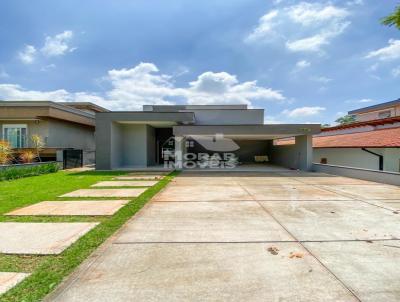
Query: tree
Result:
<box><xmin>382</xmin><ymin>5</ymin><xmax>400</xmax><ymax>29</ymax></box>
<box><xmin>31</xmin><ymin>134</ymin><xmax>45</xmax><ymax>162</ymax></box>
<box><xmin>335</xmin><ymin>115</ymin><xmax>356</xmax><ymax>125</ymax></box>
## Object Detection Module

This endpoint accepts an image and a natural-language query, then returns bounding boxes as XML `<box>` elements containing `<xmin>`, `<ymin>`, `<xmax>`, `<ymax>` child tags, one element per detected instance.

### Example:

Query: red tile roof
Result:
<box><xmin>275</xmin><ymin>127</ymin><xmax>400</xmax><ymax>148</ymax></box>
<box><xmin>322</xmin><ymin>116</ymin><xmax>400</xmax><ymax>132</ymax></box>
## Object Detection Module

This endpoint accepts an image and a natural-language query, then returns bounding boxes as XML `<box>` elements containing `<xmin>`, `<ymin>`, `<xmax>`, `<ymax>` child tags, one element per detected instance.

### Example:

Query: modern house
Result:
<box><xmin>95</xmin><ymin>104</ymin><xmax>321</xmax><ymax>170</ymax></box>
<box><xmin>0</xmin><ymin>101</ymin><xmax>109</xmax><ymax>164</ymax></box>
<box><xmin>349</xmin><ymin>98</ymin><xmax>400</xmax><ymax>122</ymax></box>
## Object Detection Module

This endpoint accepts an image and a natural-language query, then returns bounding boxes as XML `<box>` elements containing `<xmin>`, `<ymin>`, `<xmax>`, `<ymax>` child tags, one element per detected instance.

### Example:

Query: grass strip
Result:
<box><xmin>0</xmin><ymin>170</ymin><xmax>178</xmax><ymax>302</ymax></box>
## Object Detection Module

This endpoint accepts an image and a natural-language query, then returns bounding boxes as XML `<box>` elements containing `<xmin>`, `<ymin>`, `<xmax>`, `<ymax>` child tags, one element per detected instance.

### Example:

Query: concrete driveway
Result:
<box><xmin>48</xmin><ymin>171</ymin><xmax>400</xmax><ymax>302</ymax></box>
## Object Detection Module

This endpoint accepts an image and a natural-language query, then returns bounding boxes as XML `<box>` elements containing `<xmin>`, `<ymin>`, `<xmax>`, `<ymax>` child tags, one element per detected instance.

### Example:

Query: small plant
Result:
<box><xmin>19</xmin><ymin>150</ymin><xmax>36</xmax><ymax>163</ymax></box>
<box><xmin>0</xmin><ymin>162</ymin><xmax>59</xmax><ymax>181</ymax></box>
<box><xmin>31</xmin><ymin>134</ymin><xmax>45</xmax><ymax>162</ymax></box>
<box><xmin>0</xmin><ymin>140</ymin><xmax>14</xmax><ymax>165</ymax></box>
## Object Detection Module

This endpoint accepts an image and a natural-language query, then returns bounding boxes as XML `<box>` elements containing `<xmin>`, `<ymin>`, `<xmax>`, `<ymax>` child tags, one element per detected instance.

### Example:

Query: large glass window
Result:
<box><xmin>2</xmin><ymin>124</ymin><xmax>27</xmax><ymax>148</ymax></box>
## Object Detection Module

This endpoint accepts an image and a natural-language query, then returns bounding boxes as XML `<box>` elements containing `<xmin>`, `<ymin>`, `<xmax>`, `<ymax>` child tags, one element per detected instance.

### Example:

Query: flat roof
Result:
<box><xmin>348</xmin><ymin>98</ymin><xmax>400</xmax><ymax>115</ymax></box>
<box><xmin>143</xmin><ymin>104</ymin><xmax>248</xmax><ymax>111</ymax></box>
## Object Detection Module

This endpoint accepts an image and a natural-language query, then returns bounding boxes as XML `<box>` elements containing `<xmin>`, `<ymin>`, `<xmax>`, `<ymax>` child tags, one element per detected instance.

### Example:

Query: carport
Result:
<box><xmin>173</xmin><ymin>124</ymin><xmax>321</xmax><ymax>171</ymax></box>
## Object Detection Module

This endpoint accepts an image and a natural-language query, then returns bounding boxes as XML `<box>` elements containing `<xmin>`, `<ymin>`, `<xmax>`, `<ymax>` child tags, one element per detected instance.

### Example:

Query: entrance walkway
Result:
<box><xmin>47</xmin><ymin>171</ymin><xmax>400</xmax><ymax>302</ymax></box>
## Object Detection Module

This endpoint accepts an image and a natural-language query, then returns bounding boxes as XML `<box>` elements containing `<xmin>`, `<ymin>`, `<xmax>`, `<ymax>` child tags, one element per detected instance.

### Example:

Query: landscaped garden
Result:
<box><xmin>0</xmin><ymin>169</ymin><xmax>176</xmax><ymax>301</ymax></box>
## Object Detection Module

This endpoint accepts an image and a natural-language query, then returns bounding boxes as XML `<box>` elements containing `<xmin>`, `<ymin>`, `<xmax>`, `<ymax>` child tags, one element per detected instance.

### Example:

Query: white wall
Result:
<box><xmin>313</xmin><ymin>148</ymin><xmax>400</xmax><ymax>172</ymax></box>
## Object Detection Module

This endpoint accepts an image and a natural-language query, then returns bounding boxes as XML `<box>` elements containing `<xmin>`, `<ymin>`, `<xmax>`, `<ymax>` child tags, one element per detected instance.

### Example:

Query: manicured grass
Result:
<box><xmin>0</xmin><ymin>169</ymin><xmax>177</xmax><ymax>302</ymax></box>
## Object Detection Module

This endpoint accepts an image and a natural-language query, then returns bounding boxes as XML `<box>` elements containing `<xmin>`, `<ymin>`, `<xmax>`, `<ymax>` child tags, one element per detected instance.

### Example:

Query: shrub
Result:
<box><xmin>19</xmin><ymin>150</ymin><xmax>36</xmax><ymax>163</ymax></box>
<box><xmin>0</xmin><ymin>140</ymin><xmax>14</xmax><ymax>165</ymax></box>
<box><xmin>0</xmin><ymin>162</ymin><xmax>60</xmax><ymax>181</ymax></box>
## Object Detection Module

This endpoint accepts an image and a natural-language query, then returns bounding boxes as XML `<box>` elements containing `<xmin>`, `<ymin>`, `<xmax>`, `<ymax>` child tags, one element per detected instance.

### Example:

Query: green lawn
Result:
<box><xmin>0</xmin><ymin>169</ymin><xmax>177</xmax><ymax>302</ymax></box>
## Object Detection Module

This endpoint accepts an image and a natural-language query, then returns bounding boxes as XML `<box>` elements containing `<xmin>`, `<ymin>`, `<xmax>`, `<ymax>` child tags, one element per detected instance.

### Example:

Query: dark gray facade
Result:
<box><xmin>95</xmin><ymin>105</ymin><xmax>321</xmax><ymax>170</ymax></box>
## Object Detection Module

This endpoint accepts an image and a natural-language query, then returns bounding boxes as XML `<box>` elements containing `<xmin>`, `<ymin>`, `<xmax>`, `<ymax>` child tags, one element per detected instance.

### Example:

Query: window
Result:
<box><xmin>320</xmin><ymin>158</ymin><xmax>328</xmax><ymax>164</ymax></box>
<box><xmin>378</xmin><ymin>110</ymin><xmax>391</xmax><ymax>119</ymax></box>
<box><xmin>2</xmin><ymin>124</ymin><xmax>27</xmax><ymax>148</ymax></box>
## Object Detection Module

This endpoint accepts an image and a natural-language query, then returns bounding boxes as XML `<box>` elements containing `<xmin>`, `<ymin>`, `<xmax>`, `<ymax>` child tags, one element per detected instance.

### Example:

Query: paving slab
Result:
<box><xmin>48</xmin><ymin>243</ymin><xmax>357</xmax><ymax>302</ymax></box>
<box><xmin>305</xmin><ymin>240</ymin><xmax>400</xmax><ymax>302</ymax></box>
<box><xmin>0</xmin><ymin>222</ymin><xmax>98</xmax><ymax>255</ymax></box>
<box><xmin>259</xmin><ymin>200</ymin><xmax>400</xmax><ymax>241</ymax></box>
<box><xmin>243</xmin><ymin>185</ymin><xmax>351</xmax><ymax>201</ymax></box>
<box><xmin>153</xmin><ymin>185</ymin><xmax>253</xmax><ymax>202</ymax></box>
<box><xmin>320</xmin><ymin>184</ymin><xmax>400</xmax><ymax>200</ymax></box>
<box><xmin>6</xmin><ymin>200</ymin><xmax>128</xmax><ymax>216</ymax></box>
<box><xmin>115</xmin><ymin>201</ymin><xmax>293</xmax><ymax>242</ymax></box>
<box><xmin>92</xmin><ymin>181</ymin><xmax>157</xmax><ymax>187</ymax></box>
<box><xmin>128</xmin><ymin>172</ymin><xmax>168</xmax><ymax>176</ymax></box>
<box><xmin>60</xmin><ymin>188</ymin><xmax>146</xmax><ymax>198</ymax></box>
<box><xmin>114</xmin><ymin>175</ymin><xmax>163</xmax><ymax>180</ymax></box>
<box><xmin>0</xmin><ymin>272</ymin><xmax>30</xmax><ymax>295</ymax></box>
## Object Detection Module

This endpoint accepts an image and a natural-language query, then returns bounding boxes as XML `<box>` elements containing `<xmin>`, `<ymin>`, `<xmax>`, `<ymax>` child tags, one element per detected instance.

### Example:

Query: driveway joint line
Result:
<box><xmin>112</xmin><ymin>238</ymin><xmax>400</xmax><ymax>244</ymax></box>
<box><xmin>290</xmin><ymin>175</ymin><xmax>399</xmax><ymax>213</ymax></box>
<box><xmin>237</xmin><ymin>182</ymin><xmax>362</xmax><ymax>302</ymax></box>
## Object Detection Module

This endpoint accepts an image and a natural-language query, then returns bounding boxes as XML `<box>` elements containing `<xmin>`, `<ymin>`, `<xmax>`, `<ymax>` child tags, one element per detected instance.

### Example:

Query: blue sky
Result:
<box><xmin>0</xmin><ymin>0</ymin><xmax>399</xmax><ymax>124</ymax></box>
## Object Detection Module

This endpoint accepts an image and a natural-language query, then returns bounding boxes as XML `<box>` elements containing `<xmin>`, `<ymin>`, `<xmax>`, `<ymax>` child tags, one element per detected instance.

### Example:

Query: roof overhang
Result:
<box><xmin>173</xmin><ymin>124</ymin><xmax>321</xmax><ymax>139</ymax></box>
<box><xmin>0</xmin><ymin>101</ymin><xmax>95</xmax><ymax>126</ymax></box>
<box><xmin>96</xmin><ymin>111</ymin><xmax>195</xmax><ymax>127</ymax></box>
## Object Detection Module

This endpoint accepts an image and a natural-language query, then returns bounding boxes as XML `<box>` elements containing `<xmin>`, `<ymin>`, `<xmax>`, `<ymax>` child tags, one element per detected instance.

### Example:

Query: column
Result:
<box><xmin>295</xmin><ymin>134</ymin><xmax>313</xmax><ymax>171</ymax></box>
<box><xmin>174</xmin><ymin>136</ymin><xmax>186</xmax><ymax>170</ymax></box>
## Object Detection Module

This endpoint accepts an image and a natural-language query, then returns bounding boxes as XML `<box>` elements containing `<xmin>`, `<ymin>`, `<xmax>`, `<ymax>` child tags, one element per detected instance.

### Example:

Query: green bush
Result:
<box><xmin>0</xmin><ymin>162</ymin><xmax>60</xmax><ymax>181</ymax></box>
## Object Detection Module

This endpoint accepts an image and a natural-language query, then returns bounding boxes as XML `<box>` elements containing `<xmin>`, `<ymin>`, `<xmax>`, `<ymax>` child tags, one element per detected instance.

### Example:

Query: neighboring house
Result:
<box><xmin>0</xmin><ymin>101</ymin><xmax>109</xmax><ymax>164</ymax></box>
<box><xmin>349</xmin><ymin>98</ymin><xmax>400</xmax><ymax>122</ymax></box>
<box><xmin>96</xmin><ymin>104</ymin><xmax>321</xmax><ymax>170</ymax></box>
<box><xmin>276</xmin><ymin>111</ymin><xmax>400</xmax><ymax>173</ymax></box>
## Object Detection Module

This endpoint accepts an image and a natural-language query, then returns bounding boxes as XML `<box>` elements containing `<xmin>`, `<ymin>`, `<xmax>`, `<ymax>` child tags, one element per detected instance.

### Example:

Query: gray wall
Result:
<box><xmin>47</xmin><ymin>119</ymin><xmax>95</xmax><ymax>151</ymax></box>
<box><xmin>270</xmin><ymin>135</ymin><xmax>313</xmax><ymax>171</ymax></box>
<box><xmin>0</xmin><ymin>119</ymin><xmax>94</xmax><ymax>151</ymax></box>
<box><xmin>98</xmin><ymin>123</ymin><xmax>156</xmax><ymax>169</ymax></box>
<box><xmin>146</xmin><ymin>125</ymin><xmax>156</xmax><ymax>166</ymax></box>
<box><xmin>187</xmin><ymin>109</ymin><xmax>264</xmax><ymax>125</ymax></box>
<box><xmin>313</xmin><ymin>163</ymin><xmax>400</xmax><ymax>186</ymax></box>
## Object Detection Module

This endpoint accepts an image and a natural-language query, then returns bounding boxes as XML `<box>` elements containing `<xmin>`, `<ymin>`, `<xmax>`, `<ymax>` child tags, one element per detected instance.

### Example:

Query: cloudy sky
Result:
<box><xmin>0</xmin><ymin>0</ymin><xmax>399</xmax><ymax>124</ymax></box>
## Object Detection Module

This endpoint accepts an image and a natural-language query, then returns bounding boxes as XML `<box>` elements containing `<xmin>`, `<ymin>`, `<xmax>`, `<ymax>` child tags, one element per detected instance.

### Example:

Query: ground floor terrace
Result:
<box><xmin>48</xmin><ymin>170</ymin><xmax>400</xmax><ymax>302</ymax></box>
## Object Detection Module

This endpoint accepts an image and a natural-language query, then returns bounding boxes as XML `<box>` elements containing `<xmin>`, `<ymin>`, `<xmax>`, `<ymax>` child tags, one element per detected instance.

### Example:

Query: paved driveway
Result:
<box><xmin>48</xmin><ymin>171</ymin><xmax>400</xmax><ymax>302</ymax></box>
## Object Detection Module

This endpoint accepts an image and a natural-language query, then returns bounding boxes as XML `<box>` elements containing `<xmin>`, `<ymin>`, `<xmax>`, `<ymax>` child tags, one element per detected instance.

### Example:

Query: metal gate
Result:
<box><xmin>63</xmin><ymin>149</ymin><xmax>83</xmax><ymax>169</ymax></box>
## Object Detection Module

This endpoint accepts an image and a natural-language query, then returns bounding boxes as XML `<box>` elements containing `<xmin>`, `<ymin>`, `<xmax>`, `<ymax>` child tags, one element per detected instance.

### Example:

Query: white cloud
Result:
<box><xmin>0</xmin><ymin>62</ymin><xmax>285</xmax><ymax>110</ymax></box>
<box><xmin>296</xmin><ymin>60</ymin><xmax>311</xmax><ymax>69</ymax></box>
<box><xmin>245</xmin><ymin>10</ymin><xmax>279</xmax><ymax>42</ymax></box>
<box><xmin>393</xmin><ymin>66</ymin><xmax>400</xmax><ymax>77</ymax></box>
<box><xmin>18</xmin><ymin>45</ymin><xmax>37</xmax><ymax>64</ymax></box>
<box><xmin>283</xmin><ymin>106</ymin><xmax>326</xmax><ymax>118</ymax></box>
<box><xmin>286</xmin><ymin>2</ymin><xmax>349</xmax><ymax>26</ymax></box>
<box><xmin>246</xmin><ymin>2</ymin><xmax>351</xmax><ymax>53</ymax></box>
<box><xmin>286</xmin><ymin>22</ymin><xmax>349</xmax><ymax>52</ymax></box>
<box><xmin>365</xmin><ymin>39</ymin><xmax>400</xmax><ymax>61</ymax></box>
<box><xmin>357</xmin><ymin>98</ymin><xmax>374</xmax><ymax>103</ymax></box>
<box><xmin>41</xmin><ymin>31</ymin><xmax>74</xmax><ymax>57</ymax></box>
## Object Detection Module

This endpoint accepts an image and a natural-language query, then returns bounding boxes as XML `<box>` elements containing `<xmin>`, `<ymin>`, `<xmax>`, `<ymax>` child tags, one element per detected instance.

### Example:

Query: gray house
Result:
<box><xmin>0</xmin><ymin>101</ymin><xmax>108</xmax><ymax>164</ymax></box>
<box><xmin>96</xmin><ymin>105</ymin><xmax>320</xmax><ymax>171</ymax></box>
